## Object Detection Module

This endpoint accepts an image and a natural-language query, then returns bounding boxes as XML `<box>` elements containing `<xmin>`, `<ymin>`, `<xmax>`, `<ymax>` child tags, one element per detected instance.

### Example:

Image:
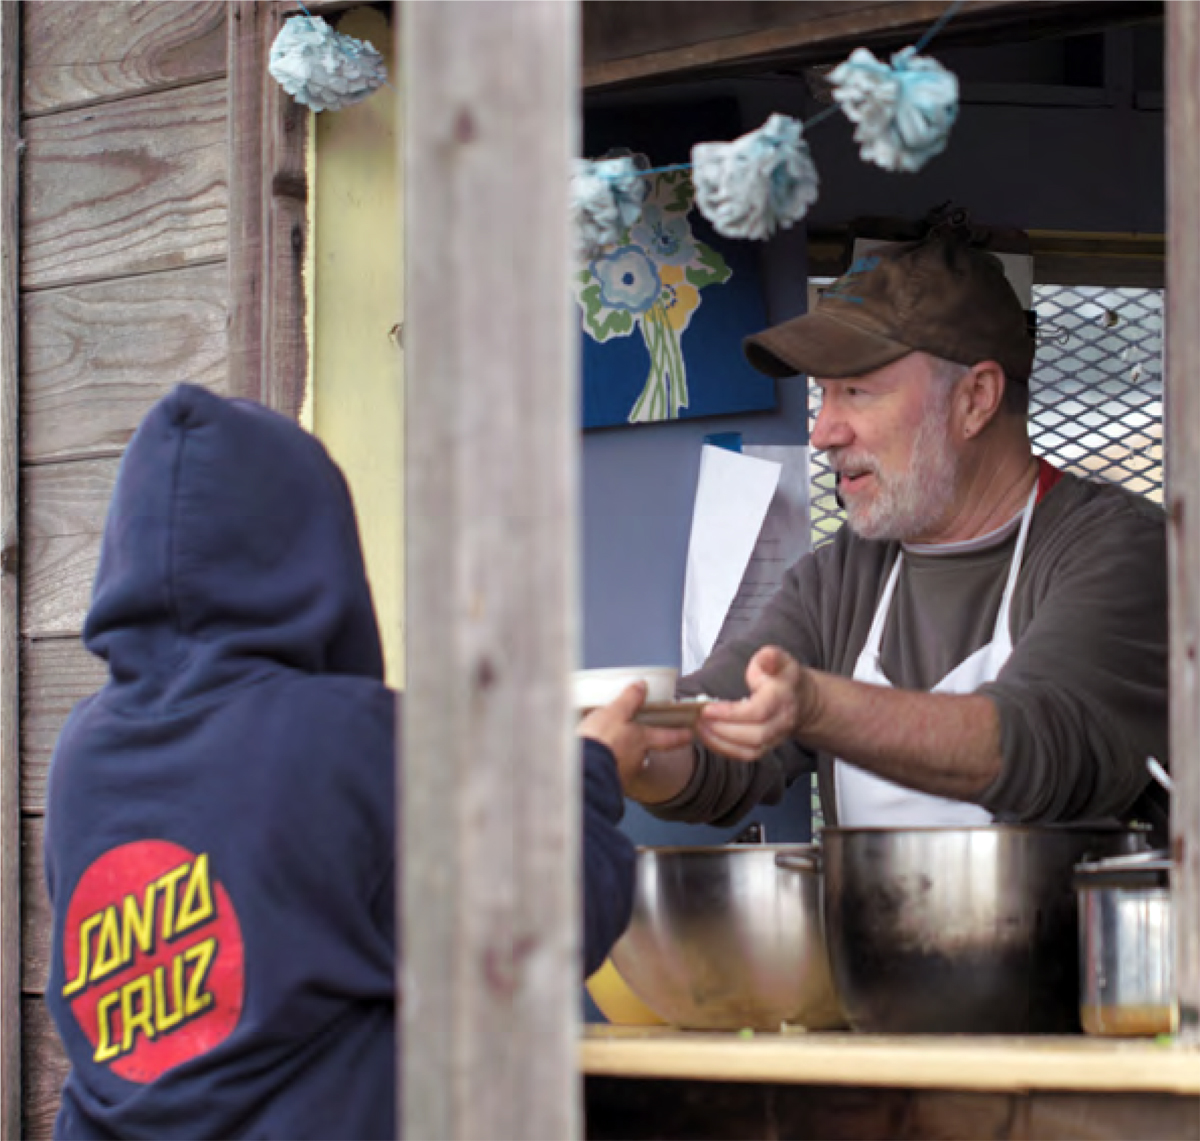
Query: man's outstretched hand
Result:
<box><xmin>696</xmin><ymin>645</ymin><xmax>814</xmax><ymax>762</ymax></box>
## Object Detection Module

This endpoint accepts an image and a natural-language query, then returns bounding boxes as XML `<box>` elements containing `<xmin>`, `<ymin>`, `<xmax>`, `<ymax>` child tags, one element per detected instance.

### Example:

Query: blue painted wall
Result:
<box><xmin>581</xmin><ymin>88</ymin><xmax>817</xmax><ymax>846</ymax></box>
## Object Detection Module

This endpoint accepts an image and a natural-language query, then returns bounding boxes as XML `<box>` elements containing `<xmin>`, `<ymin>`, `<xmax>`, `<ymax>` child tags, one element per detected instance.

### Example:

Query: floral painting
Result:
<box><xmin>573</xmin><ymin>163</ymin><xmax>776</xmax><ymax>430</ymax></box>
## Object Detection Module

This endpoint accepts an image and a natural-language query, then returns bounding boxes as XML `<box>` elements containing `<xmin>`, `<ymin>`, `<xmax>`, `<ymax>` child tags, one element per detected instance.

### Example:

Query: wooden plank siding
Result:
<box><xmin>20</xmin><ymin>82</ymin><xmax>229</xmax><ymax>292</ymax></box>
<box><xmin>21</xmin><ymin>264</ymin><xmax>231</xmax><ymax>465</ymax></box>
<box><xmin>14</xmin><ymin>1</ymin><xmax>306</xmax><ymax>1133</ymax></box>
<box><xmin>20</xmin><ymin>640</ymin><xmax>104</xmax><ymax>820</ymax></box>
<box><xmin>2</xmin><ymin>4</ymin><xmax>23</xmax><ymax>1136</ymax></box>
<box><xmin>20</xmin><ymin>818</ymin><xmax>46</xmax><ymax>999</ymax></box>
<box><xmin>22</xmin><ymin>458</ymin><xmax>117</xmax><ymax>640</ymax></box>
<box><xmin>21</xmin><ymin>997</ymin><xmax>65</xmax><ymax>1141</ymax></box>
<box><xmin>581</xmin><ymin>0</ymin><xmax>1161</xmax><ymax>91</ymax></box>
<box><xmin>21</xmin><ymin>2</ymin><xmax>226</xmax><ymax>118</ymax></box>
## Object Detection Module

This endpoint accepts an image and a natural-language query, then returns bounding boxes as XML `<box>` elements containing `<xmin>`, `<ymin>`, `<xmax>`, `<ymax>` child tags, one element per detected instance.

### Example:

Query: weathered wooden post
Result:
<box><xmin>401</xmin><ymin>1</ymin><xmax>581</xmax><ymax>1137</ymax></box>
<box><xmin>0</xmin><ymin>4</ymin><xmax>20</xmax><ymax>1134</ymax></box>
<box><xmin>1166</xmin><ymin>0</ymin><xmax>1200</xmax><ymax>1049</ymax></box>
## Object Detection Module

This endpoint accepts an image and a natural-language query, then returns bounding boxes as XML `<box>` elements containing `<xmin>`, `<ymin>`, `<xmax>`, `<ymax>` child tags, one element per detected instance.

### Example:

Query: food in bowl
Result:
<box><xmin>610</xmin><ymin>843</ymin><xmax>845</xmax><ymax>1032</ymax></box>
<box><xmin>573</xmin><ymin>666</ymin><xmax>678</xmax><ymax>711</ymax></box>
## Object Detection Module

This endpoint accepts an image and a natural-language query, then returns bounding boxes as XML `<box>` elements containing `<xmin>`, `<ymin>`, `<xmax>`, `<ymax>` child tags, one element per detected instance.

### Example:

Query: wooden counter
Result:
<box><xmin>582</xmin><ymin>1027</ymin><xmax>1200</xmax><ymax>1140</ymax></box>
<box><xmin>582</xmin><ymin>1024</ymin><xmax>1200</xmax><ymax>1094</ymax></box>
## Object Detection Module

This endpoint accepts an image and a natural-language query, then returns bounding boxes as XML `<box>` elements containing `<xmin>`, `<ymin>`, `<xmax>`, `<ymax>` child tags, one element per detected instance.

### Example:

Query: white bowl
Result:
<box><xmin>573</xmin><ymin>666</ymin><xmax>678</xmax><ymax>710</ymax></box>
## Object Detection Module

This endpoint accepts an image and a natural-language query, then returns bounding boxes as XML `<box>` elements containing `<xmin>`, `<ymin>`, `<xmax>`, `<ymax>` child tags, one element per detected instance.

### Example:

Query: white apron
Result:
<box><xmin>834</xmin><ymin>483</ymin><xmax>1038</xmax><ymax>828</ymax></box>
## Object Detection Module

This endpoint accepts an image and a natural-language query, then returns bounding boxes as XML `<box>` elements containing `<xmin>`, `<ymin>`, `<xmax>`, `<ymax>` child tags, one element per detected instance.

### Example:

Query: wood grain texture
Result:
<box><xmin>21</xmin><ymin>81</ymin><xmax>228</xmax><ymax>291</ymax></box>
<box><xmin>1167</xmin><ymin>0</ymin><xmax>1200</xmax><ymax>1048</ymax></box>
<box><xmin>21</xmin><ymin>639</ymin><xmax>105</xmax><ymax>816</ymax></box>
<box><xmin>1</xmin><ymin>5</ymin><xmax>22</xmax><ymax>1136</ymax></box>
<box><xmin>22</xmin><ymin>264</ymin><xmax>230</xmax><ymax>464</ymax></box>
<box><xmin>583</xmin><ymin>1</ymin><xmax>880</xmax><ymax>64</ymax></box>
<box><xmin>21</xmin><ymin>818</ymin><xmax>48</xmax><ymax>998</ymax></box>
<box><xmin>22</xmin><ymin>1</ymin><xmax>227</xmax><ymax>117</ymax></box>
<box><xmin>582</xmin><ymin>0</ymin><xmax>1003</xmax><ymax>88</ymax></box>
<box><xmin>21</xmin><ymin>995</ymin><xmax>65</xmax><ymax>1141</ymax></box>
<box><xmin>227</xmin><ymin>2</ymin><xmax>309</xmax><ymax>418</ymax></box>
<box><xmin>22</xmin><ymin>458</ymin><xmax>116</xmax><ymax>639</ymax></box>
<box><xmin>581</xmin><ymin>1</ymin><xmax>1160</xmax><ymax>90</ymax></box>
<box><xmin>226</xmin><ymin>2</ymin><xmax>269</xmax><ymax>408</ymax></box>
<box><xmin>260</xmin><ymin>121</ymin><xmax>309</xmax><ymax>421</ymax></box>
<box><xmin>403</xmin><ymin>3</ymin><xmax>579</xmax><ymax>1139</ymax></box>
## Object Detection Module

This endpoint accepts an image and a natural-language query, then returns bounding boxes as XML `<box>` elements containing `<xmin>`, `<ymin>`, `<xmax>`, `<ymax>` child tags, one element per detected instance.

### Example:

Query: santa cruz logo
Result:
<box><xmin>61</xmin><ymin>840</ymin><xmax>245</xmax><ymax>1083</ymax></box>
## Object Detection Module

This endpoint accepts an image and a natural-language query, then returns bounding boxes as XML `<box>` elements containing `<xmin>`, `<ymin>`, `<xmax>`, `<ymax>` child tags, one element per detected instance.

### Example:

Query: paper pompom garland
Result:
<box><xmin>264</xmin><ymin>4</ymin><xmax>960</xmax><ymax>252</ymax></box>
<box><xmin>691</xmin><ymin>114</ymin><xmax>819</xmax><ymax>242</ymax></box>
<box><xmin>571</xmin><ymin>154</ymin><xmax>652</xmax><ymax>263</ymax></box>
<box><xmin>829</xmin><ymin>46</ymin><xmax>959</xmax><ymax>173</ymax></box>
<box><xmin>268</xmin><ymin>14</ymin><xmax>387</xmax><ymax>113</ymax></box>
<box><xmin>576</xmin><ymin>41</ymin><xmax>960</xmax><ymax>257</ymax></box>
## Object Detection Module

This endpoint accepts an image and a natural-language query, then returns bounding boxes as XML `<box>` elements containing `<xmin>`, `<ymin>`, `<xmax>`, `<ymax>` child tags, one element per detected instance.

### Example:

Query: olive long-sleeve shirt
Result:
<box><xmin>656</xmin><ymin>471</ymin><xmax>1169</xmax><ymax>840</ymax></box>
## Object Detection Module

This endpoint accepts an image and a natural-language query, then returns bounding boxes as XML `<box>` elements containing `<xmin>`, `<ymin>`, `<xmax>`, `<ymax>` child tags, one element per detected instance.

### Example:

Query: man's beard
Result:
<box><xmin>835</xmin><ymin>388</ymin><xmax>959</xmax><ymax>542</ymax></box>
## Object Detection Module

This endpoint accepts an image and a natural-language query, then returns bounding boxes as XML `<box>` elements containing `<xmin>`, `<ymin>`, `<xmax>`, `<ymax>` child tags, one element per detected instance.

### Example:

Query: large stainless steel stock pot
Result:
<box><xmin>781</xmin><ymin>825</ymin><xmax>1145</xmax><ymax>1034</ymax></box>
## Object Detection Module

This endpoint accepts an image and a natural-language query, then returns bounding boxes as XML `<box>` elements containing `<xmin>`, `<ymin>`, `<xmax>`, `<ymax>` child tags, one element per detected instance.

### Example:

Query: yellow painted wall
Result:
<box><xmin>306</xmin><ymin>6</ymin><xmax>405</xmax><ymax>687</ymax></box>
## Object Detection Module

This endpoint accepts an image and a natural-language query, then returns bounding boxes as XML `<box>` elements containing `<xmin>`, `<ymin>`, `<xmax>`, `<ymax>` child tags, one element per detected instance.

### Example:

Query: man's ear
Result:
<box><xmin>957</xmin><ymin>361</ymin><xmax>1006</xmax><ymax>439</ymax></box>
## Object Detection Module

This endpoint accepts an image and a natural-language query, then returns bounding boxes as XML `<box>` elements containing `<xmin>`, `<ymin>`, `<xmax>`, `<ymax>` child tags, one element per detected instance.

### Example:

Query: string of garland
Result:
<box><xmin>262</xmin><ymin>1</ymin><xmax>963</xmax><ymax>259</ymax></box>
<box><xmin>574</xmin><ymin>1</ymin><xmax>963</xmax><ymax>258</ymax></box>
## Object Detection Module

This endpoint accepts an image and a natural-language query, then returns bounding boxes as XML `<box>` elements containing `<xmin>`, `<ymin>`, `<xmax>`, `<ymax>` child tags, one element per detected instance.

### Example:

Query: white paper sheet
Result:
<box><xmin>680</xmin><ymin>444</ymin><xmax>811</xmax><ymax>673</ymax></box>
<box><xmin>713</xmin><ymin>444</ymin><xmax>811</xmax><ymax>651</ymax></box>
<box><xmin>681</xmin><ymin>446</ymin><xmax>780</xmax><ymax>673</ymax></box>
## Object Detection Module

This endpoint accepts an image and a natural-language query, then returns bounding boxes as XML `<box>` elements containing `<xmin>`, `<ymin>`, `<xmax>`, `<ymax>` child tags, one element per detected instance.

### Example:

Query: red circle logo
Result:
<box><xmin>61</xmin><ymin>840</ymin><xmax>245</xmax><ymax>1083</ymax></box>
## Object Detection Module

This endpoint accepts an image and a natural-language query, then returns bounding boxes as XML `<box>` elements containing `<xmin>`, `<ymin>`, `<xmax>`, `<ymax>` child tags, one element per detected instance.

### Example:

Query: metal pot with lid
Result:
<box><xmin>1075</xmin><ymin>849</ymin><xmax>1175</xmax><ymax>1037</ymax></box>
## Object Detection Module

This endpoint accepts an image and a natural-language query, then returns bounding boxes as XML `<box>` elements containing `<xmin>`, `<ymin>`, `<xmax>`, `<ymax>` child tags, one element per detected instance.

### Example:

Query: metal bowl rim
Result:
<box><xmin>634</xmin><ymin>842</ymin><xmax>820</xmax><ymax>856</ymax></box>
<box><xmin>818</xmin><ymin>824</ymin><xmax>1143</xmax><ymax>836</ymax></box>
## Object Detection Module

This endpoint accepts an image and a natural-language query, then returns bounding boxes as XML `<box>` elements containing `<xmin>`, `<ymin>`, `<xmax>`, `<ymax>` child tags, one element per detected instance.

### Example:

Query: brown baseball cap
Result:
<box><xmin>743</xmin><ymin>232</ymin><xmax>1035</xmax><ymax>383</ymax></box>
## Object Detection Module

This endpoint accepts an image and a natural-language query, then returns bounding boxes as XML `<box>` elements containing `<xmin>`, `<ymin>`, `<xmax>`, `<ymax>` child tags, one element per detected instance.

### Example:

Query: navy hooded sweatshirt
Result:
<box><xmin>44</xmin><ymin>385</ymin><xmax>636</xmax><ymax>1140</ymax></box>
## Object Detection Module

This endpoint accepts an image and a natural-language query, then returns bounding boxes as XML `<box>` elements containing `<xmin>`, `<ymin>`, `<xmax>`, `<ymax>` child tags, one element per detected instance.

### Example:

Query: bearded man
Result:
<box><xmin>623</xmin><ymin>231</ymin><xmax>1170</xmax><ymax>839</ymax></box>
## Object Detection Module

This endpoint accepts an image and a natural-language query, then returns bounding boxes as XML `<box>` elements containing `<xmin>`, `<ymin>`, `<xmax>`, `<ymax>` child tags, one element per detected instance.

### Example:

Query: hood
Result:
<box><xmin>84</xmin><ymin>384</ymin><xmax>385</xmax><ymax>709</ymax></box>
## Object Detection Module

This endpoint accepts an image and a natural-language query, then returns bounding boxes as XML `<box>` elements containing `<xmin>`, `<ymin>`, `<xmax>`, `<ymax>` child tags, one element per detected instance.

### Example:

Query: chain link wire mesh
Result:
<box><xmin>1029</xmin><ymin>284</ymin><xmax>1163</xmax><ymax>502</ymax></box>
<box><xmin>803</xmin><ymin>282</ymin><xmax>1165</xmax><ymax>828</ymax></box>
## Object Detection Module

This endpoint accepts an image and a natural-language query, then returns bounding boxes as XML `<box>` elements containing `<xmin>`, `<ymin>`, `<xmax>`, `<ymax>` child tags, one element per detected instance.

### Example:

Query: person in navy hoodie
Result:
<box><xmin>43</xmin><ymin>384</ymin><xmax>684</xmax><ymax>1140</ymax></box>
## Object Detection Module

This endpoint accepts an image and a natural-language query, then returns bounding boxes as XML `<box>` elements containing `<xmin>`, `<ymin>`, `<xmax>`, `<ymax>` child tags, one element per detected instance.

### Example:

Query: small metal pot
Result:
<box><xmin>787</xmin><ymin>825</ymin><xmax>1144</xmax><ymax>1034</ymax></box>
<box><xmin>1075</xmin><ymin>850</ymin><xmax>1175</xmax><ymax>1037</ymax></box>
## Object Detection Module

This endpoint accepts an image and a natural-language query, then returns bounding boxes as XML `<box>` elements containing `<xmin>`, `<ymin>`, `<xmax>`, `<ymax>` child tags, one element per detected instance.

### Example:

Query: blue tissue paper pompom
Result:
<box><xmin>571</xmin><ymin>154</ymin><xmax>650</xmax><ymax>263</ymax></box>
<box><xmin>830</xmin><ymin>46</ymin><xmax>959</xmax><ymax>173</ymax></box>
<box><xmin>268</xmin><ymin>14</ymin><xmax>387</xmax><ymax>113</ymax></box>
<box><xmin>691</xmin><ymin>114</ymin><xmax>819</xmax><ymax>241</ymax></box>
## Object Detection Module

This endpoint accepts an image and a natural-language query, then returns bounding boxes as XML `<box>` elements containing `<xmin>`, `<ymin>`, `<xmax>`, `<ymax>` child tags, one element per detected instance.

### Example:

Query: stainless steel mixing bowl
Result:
<box><xmin>609</xmin><ymin>843</ymin><xmax>846</xmax><ymax>1031</ymax></box>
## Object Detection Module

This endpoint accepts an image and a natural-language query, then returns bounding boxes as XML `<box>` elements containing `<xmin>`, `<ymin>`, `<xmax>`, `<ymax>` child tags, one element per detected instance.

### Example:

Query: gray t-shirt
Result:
<box><xmin>660</xmin><ymin>469</ymin><xmax>1169</xmax><ymax>837</ymax></box>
